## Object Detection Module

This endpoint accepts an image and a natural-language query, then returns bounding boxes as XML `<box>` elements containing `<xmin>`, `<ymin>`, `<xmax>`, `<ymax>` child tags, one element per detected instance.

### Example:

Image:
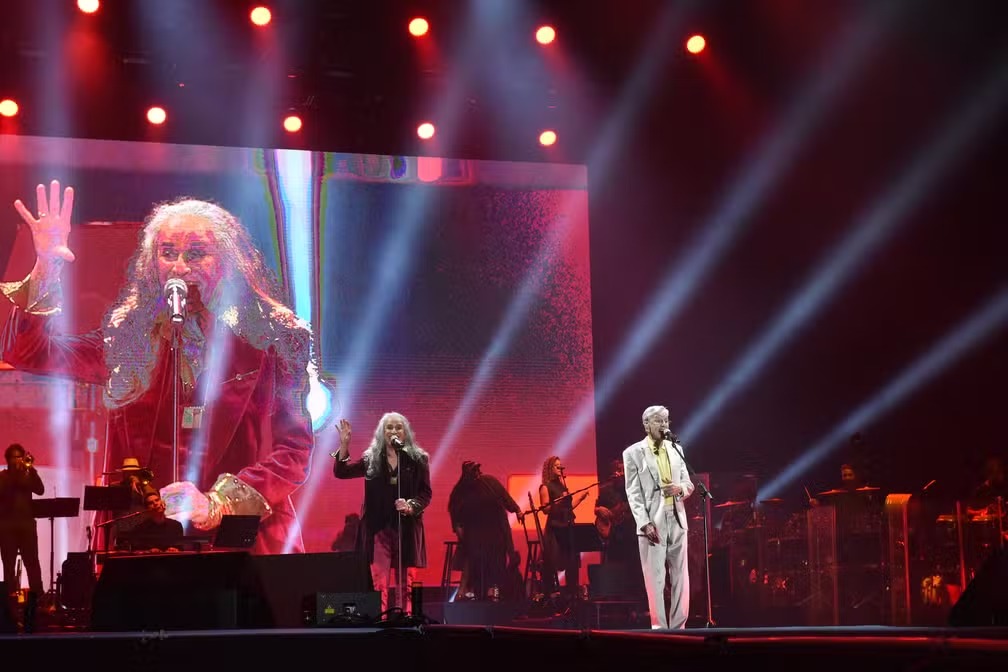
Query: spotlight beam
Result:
<box><xmin>680</xmin><ymin>54</ymin><xmax>1008</xmax><ymax>447</ymax></box>
<box><xmin>587</xmin><ymin>2</ymin><xmax>691</xmax><ymax>188</ymax></box>
<box><xmin>558</xmin><ymin>2</ymin><xmax>898</xmax><ymax>456</ymax></box>
<box><xmin>430</xmin><ymin>213</ymin><xmax>579</xmax><ymax>480</ymax></box>
<box><xmin>758</xmin><ymin>286</ymin><xmax>1008</xmax><ymax>500</ymax></box>
<box><xmin>507</xmin><ymin>4</ymin><xmax>692</xmax><ymax>476</ymax></box>
<box><xmin>291</xmin><ymin>5</ymin><xmax>494</xmax><ymax>538</ymax></box>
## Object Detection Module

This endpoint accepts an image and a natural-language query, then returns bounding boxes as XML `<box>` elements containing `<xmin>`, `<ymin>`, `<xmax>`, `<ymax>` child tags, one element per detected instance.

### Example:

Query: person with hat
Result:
<box><xmin>105</xmin><ymin>456</ymin><xmax>159</xmax><ymax>549</ymax></box>
<box><xmin>447</xmin><ymin>460</ymin><xmax>523</xmax><ymax>601</ymax></box>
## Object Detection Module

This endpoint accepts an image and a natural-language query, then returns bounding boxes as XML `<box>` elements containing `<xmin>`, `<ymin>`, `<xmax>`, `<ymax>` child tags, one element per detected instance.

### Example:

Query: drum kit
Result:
<box><xmin>816</xmin><ymin>486</ymin><xmax>880</xmax><ymax>497</ymax></box>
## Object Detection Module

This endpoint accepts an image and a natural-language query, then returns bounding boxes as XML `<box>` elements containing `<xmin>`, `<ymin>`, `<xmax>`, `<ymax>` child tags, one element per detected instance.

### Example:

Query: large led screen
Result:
<box><xmin>0</xmin><ymin>134</ymin><xmax>595</xmax><ymax>591</ymax></box>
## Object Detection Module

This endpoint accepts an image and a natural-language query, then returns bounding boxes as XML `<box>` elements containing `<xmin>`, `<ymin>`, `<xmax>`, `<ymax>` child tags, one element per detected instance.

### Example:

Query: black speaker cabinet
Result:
<box><xmin>251</xmin><ymin>552</ymin><xmax>373</xmax><ymax>627</ymax></box>
<box><xmin>949</xmin><ymin>549</ymin><xmax>1008</xmax><ymax>627</ymax></box>
<box><xmin>588</xmin><ymin>562</ymin><xmax>646</xmax><ymax>600</ymax></box>
<box><xmin>91</xmin><ymin>551</ymin><xmax>272</xmax><ymax>631</ymax></box>
<box><xmin>312</xmin><ymin>591</ymin><xmax>382</xmax><ymax>625</ymax></box>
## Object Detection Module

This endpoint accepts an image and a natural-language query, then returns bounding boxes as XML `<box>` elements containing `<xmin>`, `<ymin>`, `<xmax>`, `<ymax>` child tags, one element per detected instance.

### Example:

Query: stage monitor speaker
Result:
<box><xmin>588</xmin><ymin>562</ymin><xmax>645</xmax><ymax>600</ymax></box>
<box><xmin>948</xmin><ymin>549</ymin><xmax>1008</xmax><ymax>627</ymax></box>
<box><xmin>443</xmin><ymin>600</ymin><xmax>525</xmax><ymax>625</ymax></box>
<box><xmin>0</xmin><ymin>581</ymin><xmax>16</xmax><ymax>634</ymax></box>
<box><xmin>250</xmin><ymin>552</ymin><xmax>373</xmax><ymax>627</ymax></box>
<box><xmin>91</xmin><ymin>551</ymin><xmax>272</xmax><ymax>631</ymax></box>
<box><xmin>312</xmin><ymin>591</ymin><xmax>382</xmax><ymax>626</ymax></box>
<box><xmin>59</xmin><ymin>552</ymin><xmax>95</xmax><ymax>610</ymax></box>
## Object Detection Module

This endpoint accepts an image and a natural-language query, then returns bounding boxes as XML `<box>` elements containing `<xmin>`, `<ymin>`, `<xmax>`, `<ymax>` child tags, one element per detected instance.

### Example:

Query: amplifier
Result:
<box><xmin>313</xmin><ymin>591</ymin><xmax>382</xmax><ymax>626</ymax></box>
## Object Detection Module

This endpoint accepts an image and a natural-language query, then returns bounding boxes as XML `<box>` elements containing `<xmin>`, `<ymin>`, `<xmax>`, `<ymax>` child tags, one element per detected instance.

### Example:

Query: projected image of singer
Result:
<box><xmin>623</xmin><ymin>405</ymin><xmax>694</xmax><ymax>629</ymax></box>
<box><xmin>332</xmin><ymin>414</ymin><xmax>432</xmax><ymax>615</ymax></box>
<box><xmin>1</xmin><ymin>180</ymin><xmax>316</xmax><ymax>554</ymax></box>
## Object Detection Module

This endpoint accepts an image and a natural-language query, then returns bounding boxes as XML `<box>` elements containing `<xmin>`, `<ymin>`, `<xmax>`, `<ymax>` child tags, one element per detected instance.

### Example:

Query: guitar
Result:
<box><xmin>594</xmin><ymin>501</ymin><xmax>629</xmax><ymax>540</ymax></box>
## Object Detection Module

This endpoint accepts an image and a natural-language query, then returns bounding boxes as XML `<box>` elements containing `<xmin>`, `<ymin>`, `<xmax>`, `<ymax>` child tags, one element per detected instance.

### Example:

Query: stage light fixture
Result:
<box><xmin>539</xmin><ymin>130</ymin><xmax>557</xmax><ymax>146</ymax></box>
<box><xmin>686</xmin><ymin>34</ymin><xmax>706</xmax><ymax>54</ymax></box>
<box><xmin>283</xmin><ymin>114</ymin><xmax>303</xmax><ymax>133</ymax></box>
<box><xmin>77</xmin><ymin>0</ymin><xmax>100</xmax><ymax>14</ymax></box>
<box><xmin>417</xmin><ymin>122</ymin><xmax>436</xmax><ymax>140</ymax></box>
<box><xmin>146</xmin><ymin>106</ymin><xmax>167</xmax><ymax>125</ymax></box>
<box><xmin>0</xmin><ymin>99</ymin><xmax>18</xmax><ymax>118</ymax></box>
<box><xmin>409</xmin><ymin>17</ymin><xmax>429</xmax><ymax>37</ymax></box>
<box><xmin>535</xmin><ymin>25</ymin><xmax>556</xmax><ymax>45</ymax></box>
<box><xmin>251</xmin><ymin>6</ymin><xmax>272</xmax><ymax>26</ymax></box>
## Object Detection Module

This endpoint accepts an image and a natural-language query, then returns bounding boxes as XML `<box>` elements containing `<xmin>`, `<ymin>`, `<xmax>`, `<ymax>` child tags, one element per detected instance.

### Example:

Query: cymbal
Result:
<box><xmin>760</xmin><ymin>498</ymin><xmax>784</xmax><ymax>505</ymax></box>
<box><xmin>856</xmin><ymin>486</ymin><xmax>880</xmax><ymax>492</ymax></box>
<box><xmin>714</xmin><ymin>499</ymin><xmax>750</xmax><ymax>508</ymax></box>
<box><xmin>817</xmin><ymin>489</ymin><xmax>847</xmax><ymax>496</ymax></box>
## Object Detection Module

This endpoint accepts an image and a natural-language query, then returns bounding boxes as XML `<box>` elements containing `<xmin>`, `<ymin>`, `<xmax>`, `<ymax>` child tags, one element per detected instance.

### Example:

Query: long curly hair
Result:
<box><xmin>541</xmin><ymin>455</ymin><xmax>560</xmax><ymax>485</ymax></box>
<box><xmin>361</xmin><ymin>411</ymin><xmax>429</xmax><ymax>480</ymax></box>
<box><xmin>102</xmin><ymin>197</ymin><xmax>315</xmax><ymax>408</ymax></box>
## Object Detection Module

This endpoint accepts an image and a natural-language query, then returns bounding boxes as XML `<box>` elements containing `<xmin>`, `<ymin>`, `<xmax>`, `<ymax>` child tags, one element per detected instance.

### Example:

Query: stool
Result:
<box><xmin>441</xmin><ymin>540</ymin><xmax>460</xmax><ymax>589</ymax></box>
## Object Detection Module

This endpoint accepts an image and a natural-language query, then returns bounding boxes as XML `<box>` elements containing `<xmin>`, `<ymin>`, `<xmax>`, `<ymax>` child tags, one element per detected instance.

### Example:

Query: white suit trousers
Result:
<box><xmin>638</xmin><ymin>507</ymin><xmax>689</xmax><ymax>629</ymax></box>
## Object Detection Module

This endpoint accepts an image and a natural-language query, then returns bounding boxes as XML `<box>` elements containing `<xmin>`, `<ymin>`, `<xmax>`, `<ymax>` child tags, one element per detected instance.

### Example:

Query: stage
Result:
<box><xmin>3</xmin><ymin>624</ymin><xmax>1008</xmax><ymax>671</ymax></box>
<box><xmin>4</xmin><ymin>547</ymin><xmax>1007</xmax><ymax>671</ymax></box>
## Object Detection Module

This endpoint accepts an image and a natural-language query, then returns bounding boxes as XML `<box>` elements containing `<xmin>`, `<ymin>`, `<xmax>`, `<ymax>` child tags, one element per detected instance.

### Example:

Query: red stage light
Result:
<box><xmin>539</xmin><ymin>130</ymin><xmax>557</xmax><ymax>147</ymax></box>
<box><xmin>146</xmin><ymin>106</ymin><xmax>167</xmax><ymax>125</ymax></box>
<box><xmin>535</xmin><ymin>25</ymin><xmax>556</xmax><ymax>45</ymax></box>
<box><xmin>417</xmin><ymin>122</ymin><xmax>436</xmax><ymax>140</ymax></box>
<box><xmin>250</xmin><ymin>6</ymin><xmax>272</xmax><ymax>27</ymax></box>
<box><xmin>77</xmin><ymin>0</ymin><xmax>100</xmax><ymax>14</ymax></box>
<box><xmin>686</xmin><ymin>34</ymin><xmax>706</xmax><ymax>54</ymax></box>
<box><xmin>0</xmin><ymin>99</ymin><xmax>19</xmax><ymax>118</ymax></box>
<box><xmin>283</xmin><ymin>115</ymin><xmax>303</xmax><ymax>133</ymax></box>
<box><xmin>408</xmin><ymin>17</ymin><xmax>429</xmax><ymax>37</ymax></box>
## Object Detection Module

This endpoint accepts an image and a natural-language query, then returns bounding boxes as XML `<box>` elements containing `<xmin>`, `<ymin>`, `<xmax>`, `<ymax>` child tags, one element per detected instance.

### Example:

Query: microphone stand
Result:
<box><xmin>521</xmin><ymin>479</ymin><xmax>604</xmax><ymax>517</ymax></box>
<box><xmin>94</xmin><ymin>509</ymin><xmax>146</xmax><ymax>529</ymax></box>
<box><xmin>95</xmin><ymin>509</ymin><xmax>147</xmax><ymax>554</ymax></box>
<box><xmin>394</xmin><ymin>440</ymin><xmax>405</xmax><ymax>616</ymax></box>
<box><xmin>669</xmin><ymin>438</ymin><xmax>716</xmax><ymax>628</ymax></box>
<box><xmin>171</xmin><ymin>322</ymin><xmax>182</xmax><ymax>483</ymax></box>
<box><xmin>520</xmin><ymin>477</ymin><xmax>601</xmax><ymax>599</ymax></box>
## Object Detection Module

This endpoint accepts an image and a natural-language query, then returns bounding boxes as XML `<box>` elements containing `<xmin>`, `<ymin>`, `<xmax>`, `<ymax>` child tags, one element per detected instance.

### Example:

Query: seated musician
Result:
<box><xmin>809</xmin><ymin>463</ymin><xmax>866</xmax><ymax>506</ymax></box>
<box><xmin>972</xmin><ymin>457</ymin><xmax>1007</xmax><ymax>505</ymax></box>
<box><xmin>116</xmin><ymin>492</ymin><xmax>185</xmax><ymax>552</ymax></box>
<box><xmin>593</xmin><ymin>458</ymin><xmax>636</xmax><ymax>565</ymax></box>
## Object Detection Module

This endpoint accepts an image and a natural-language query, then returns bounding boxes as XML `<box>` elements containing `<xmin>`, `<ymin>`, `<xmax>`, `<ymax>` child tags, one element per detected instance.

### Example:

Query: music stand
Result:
<box><xmin>31</xmin><ymin>497</ymin><xmax>80</xmax><ymax>601</ymax></box>
<box><xmin>214</xmin><ymin>515</ymin><xmax>260</xmax><ymax>549</ymax></box>
<box><xmin>83</xmin><ymin>485</ymin><xmax>133</xmax><ymax>557</ymax></box>
<box><xmin>83</xmin><ymin>485</ymin><xmax>132</xmax><ymax>512</ymax></box>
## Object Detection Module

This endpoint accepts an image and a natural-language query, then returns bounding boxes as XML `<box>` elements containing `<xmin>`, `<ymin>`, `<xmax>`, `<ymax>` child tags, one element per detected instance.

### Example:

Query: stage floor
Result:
<box><xmin>3</xmin><ymin>624</ymin><xmax>1008</xmax><ymax>671</ymax></box>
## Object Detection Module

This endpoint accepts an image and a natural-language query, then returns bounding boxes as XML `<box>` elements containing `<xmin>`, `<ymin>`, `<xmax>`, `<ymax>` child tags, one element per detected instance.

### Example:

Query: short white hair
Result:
<box><xmin>641</xmin><ymin>405</ymin><xmax>669</xmax><ymax>424</ymax></box>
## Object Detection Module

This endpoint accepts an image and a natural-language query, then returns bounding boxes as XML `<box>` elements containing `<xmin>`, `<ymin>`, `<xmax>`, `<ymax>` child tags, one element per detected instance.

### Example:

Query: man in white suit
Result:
<box><xmin>623</xmin><ymin>405</ymin><xmax>694</xmax><ymax>629</ymax></box>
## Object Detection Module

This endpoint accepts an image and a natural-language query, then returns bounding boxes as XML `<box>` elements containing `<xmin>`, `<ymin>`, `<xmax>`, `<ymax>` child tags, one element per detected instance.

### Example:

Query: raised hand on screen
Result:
<box><xmin>13</xmin><ymin>179</ymin><xmax>76</xmax><ymax>263</ymax></box>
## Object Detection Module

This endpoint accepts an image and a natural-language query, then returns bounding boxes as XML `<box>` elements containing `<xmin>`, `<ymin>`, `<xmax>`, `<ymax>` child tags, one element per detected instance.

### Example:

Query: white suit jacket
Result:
<box><xmin>623</xmin><ymin>437</ymin><xmax>695</xmax><ymax>535</ymax></box>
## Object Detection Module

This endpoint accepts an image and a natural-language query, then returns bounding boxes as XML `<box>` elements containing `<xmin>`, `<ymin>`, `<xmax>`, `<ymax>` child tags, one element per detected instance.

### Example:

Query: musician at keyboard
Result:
<box><xmin>115</xmin><ymin>491</ymin><xmax>184</xmax><ymax>553</ymax></box>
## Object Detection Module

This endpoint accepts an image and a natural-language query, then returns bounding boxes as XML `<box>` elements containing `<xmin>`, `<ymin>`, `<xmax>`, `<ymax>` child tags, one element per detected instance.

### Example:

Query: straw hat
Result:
<box><xmin>102</xmin><ymin>456</ymin><xmax>144</xmax><ymax>475</ymax></box>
